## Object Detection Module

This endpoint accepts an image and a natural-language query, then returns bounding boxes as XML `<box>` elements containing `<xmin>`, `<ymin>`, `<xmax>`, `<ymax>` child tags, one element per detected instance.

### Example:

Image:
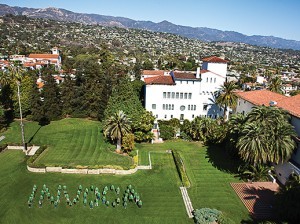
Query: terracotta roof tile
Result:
<box><xmin>173</xmin><ymin>72</ymin><xmax>197</xmax><ymax>80</ymax></box>
<box><xmin>235</xmin><ymin>90</ymin><xmax>300</xmax><ymax>118</ymax></box>
<box><xmin>142</xmin><ymin>70</ymin><xmax>166</xmax><ymax>76</ymax></box>
<box><xmin>144</xmin><ymin>75</ymin><xmax>174</xmax><ymax>85</ymax></box>
<box><xmin>277</xmin><ymin>94</ymin><xmax>300</xmax><ymax>118</ymax></box>
<box><xmin>202</xmin><ymin>56</ymin><xmax>229</xmax><ymax>63</ymax></box>
<box><xmin>200</xmin><ymin>69</ymin><xmax>209</xmax><ymax>73</ymax></box>
<box><xmin>235</xmin><ymin>90</ymin><xmax>287</xmax><ymax>106</ymax></box>
<box><xmin>28</xmin><ymin>54</ymin><xmax>59</xmax><ymax>59</ymax></box>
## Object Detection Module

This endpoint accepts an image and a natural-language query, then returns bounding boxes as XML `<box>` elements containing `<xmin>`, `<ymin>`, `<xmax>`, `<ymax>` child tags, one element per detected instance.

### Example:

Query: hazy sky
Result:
<box><xmin>2</xmin><ymin>0</ymin><xmax>300</xmax><ymax>41</ymax></box>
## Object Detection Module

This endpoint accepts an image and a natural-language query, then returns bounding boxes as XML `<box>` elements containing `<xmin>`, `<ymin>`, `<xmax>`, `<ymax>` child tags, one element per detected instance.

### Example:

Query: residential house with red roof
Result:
<box><xmin>26</xmin><ymin>47</ymin><xmax>61</xmax><ymax>69</ymax></box>
<box><xmin>142</xmin><ymin>56</ymin><xmax>228</xmax><ymax>122</ymax></box>
<box><xmin>234</xmin><ymin>90</ymin><xmax>300</xmax><ymax>184</ymax></box>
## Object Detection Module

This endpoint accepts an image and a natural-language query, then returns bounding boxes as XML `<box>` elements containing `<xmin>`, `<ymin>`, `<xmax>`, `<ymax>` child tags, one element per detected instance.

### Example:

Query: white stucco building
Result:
<box><xmin>142</xmin><ymin>56</ymin><xmax>228</xmax><ymax>121</ymax></box>
<box><xmin>234</xmin><ymin>90</ymin><xmax>300</xmax><ymax>184</ymax></box>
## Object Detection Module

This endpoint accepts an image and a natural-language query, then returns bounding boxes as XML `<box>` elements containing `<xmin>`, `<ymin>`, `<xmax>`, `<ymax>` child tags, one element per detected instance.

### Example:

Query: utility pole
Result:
<box><xmin>17</xmin><ymin>80</ymin><xmax>26</xmax><ymax>151</ymax></box>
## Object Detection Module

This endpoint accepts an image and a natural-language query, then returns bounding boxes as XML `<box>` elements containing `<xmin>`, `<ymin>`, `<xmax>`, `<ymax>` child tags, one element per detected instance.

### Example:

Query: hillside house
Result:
<box><xmin>27</xmin><ymin>47</ymin><xmax>61</xmax><ymax>69</ymax></box>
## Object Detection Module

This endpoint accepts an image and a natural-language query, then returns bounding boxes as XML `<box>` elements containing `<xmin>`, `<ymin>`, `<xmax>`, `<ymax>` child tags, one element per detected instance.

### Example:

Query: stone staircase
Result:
<box><xmin>179</xmin><ymin>187</ymin><xmax>194</xmax><ymax>218</ymax></box>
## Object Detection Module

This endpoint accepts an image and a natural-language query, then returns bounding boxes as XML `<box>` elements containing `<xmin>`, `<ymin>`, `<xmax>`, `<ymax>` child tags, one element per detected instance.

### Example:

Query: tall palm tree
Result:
<box><xmin>270</xmin><ymin>123</ymin><xmax>296</xmax><ymax>164</ymax></box>
<box><xmin>237</xmin><ymin>122</ymin><xmax>268</xmax><ymax>164</ymax></box>
<box><xmin>225</xmin><ymin>113</ymin><xmax>246</xmax><ymax>154</ymax></box>
<box><xmin>103</xmin><ymin>110</ymin><xmax>131</xmax><ymax>152</ymax></box>
<box><xmin>8</xmin><ymin>64</ymin><xmax>26</xmax><ymax>150</ymax></box>
<box><xmin>215</xmin><ymin>81</ymin><xmax>238</xmax><ymax>121</ymax></box>
<box><xmin>238</xmin><ymin>106</ymin><xmax>296</xmax><ymax>165</ymax></box>
<box><xmin>268</xmin><ymin>76</ymin><xmax>284</xmax><ymax>94</ymax></box>
<box><xmin>1</xmin><ymin>64</ymin><xmax>26</xmax><ymax>150</ymax></box>
<box><xmin>246</xmin><ymin>105</ymin><xmax>289</xmax><ymax>126</ymax></box>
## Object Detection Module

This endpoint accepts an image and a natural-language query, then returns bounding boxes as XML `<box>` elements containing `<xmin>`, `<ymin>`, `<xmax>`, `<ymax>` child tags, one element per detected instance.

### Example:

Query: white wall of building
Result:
<box><xmin>235</xmin><ymin>98</ymin><xmax>255</xmax><ymax>115</ymax></box>
<box><xmin>145</xmin><ymin>74</ymin><xmax>225</xmax><ymax>121</ymax></box>
<box><xmin>202</xmin><ymin>62</ymin><xmax>227</xmax><ymax>78</ymax></box>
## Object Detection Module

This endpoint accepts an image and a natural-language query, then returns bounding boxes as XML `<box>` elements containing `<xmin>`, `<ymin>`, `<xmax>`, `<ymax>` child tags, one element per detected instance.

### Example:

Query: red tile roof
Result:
<box><xmin>200</xmin><ymin>69</ymin><xmax>209</xmax><ymax>73</ymax></box>
<box><xmin>277</xmin><ymin>94</ymin><xmax>300</xmax><ymax>118</ymax></box>
<box><xmin>142</xmin><ymin>70</ymin><xmax>166</xmax><ymax>76</ymax></box>
<box><xmin>144</xmin><ymin>75</ymin><xmax>174</xmax><ymax>85</ymax></box>
<box><xmin>174</xmin><ymin>72</ymin><xmax>197</xmax><ymax>80</ymax></box>
<box><xmin>235</xmin><ymin>90</ymin><xmax>300</xmax><ymax>118</ymax></box>
<box><xmin>202</xmin><ymin>56</ymin><xmax>229</xmax><ymax>63</ymax></box>
<box><xmin>28</xmin><ymin>54</ymin><xmax>59</xmax><ymax>59</ymax></box>
<box><xmin>235</xmin><ymin>90</ymin><xmax>287</xmax><ymax>106</ymax></box>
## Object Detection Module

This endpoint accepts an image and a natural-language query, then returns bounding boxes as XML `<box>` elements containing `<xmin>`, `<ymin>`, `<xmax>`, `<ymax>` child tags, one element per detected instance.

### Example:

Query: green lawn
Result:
<box><xmin>1</xmin><ymin>119</ymin><xmax>133</xmax><ymax>169</ymax></box>
<box><xmin>0</xmin><ymin>150</ymin><xmax>189</xmax><ymax>224</ymax></box>
<box><xmin>1</xmin><ymin>119</ymin><xmax>250</xmax><ymax>223</ymax></box>
<box><xmin>137</xmin><ymin>141</ymin><xmax>250</xmax><ymax>223</ymax></box>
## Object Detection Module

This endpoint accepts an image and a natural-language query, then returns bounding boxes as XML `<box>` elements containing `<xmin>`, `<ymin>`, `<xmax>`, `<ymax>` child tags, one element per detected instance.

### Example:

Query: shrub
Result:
<box><xmin>193</xmin><ymin>208</ymin><xmax>222</xmax><ymax>224</ymax></box>
<box><xmin>128</xmin><ymin>150</ymin><xmax>137</xmax><ymax>157</ymax></box>
<box><xmin>171</xmin><ymin>150</ymin><xmax>190</xmax><ymax>187</ymax></box>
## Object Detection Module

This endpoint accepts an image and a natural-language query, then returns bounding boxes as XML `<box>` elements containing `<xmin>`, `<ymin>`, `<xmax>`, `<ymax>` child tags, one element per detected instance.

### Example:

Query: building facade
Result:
<box><xmin>142</xmin><ymin>56</ymin><xmax>228</xmax><ymax>121</ymax></box>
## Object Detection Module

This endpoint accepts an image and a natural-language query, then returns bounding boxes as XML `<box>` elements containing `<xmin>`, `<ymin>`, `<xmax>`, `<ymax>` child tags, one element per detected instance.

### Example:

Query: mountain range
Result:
<box><xmin>1</xmin><ymin>3</ymin><xmax>300</xmax><ymax>50</ymax></box>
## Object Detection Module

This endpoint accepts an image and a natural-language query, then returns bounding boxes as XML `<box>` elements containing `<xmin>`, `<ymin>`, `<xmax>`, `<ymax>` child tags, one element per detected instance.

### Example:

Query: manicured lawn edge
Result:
<box><xmin>26</xmin><ymin>147</ymin><xmax>142</xmax><ymax>174</ymax></box>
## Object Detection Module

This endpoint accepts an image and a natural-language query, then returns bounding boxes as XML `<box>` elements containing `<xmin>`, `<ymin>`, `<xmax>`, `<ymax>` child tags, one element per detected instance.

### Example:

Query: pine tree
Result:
<box><xmin>29</xmin><ymin>75</ymin><xmax>43</xmax><ymax>122</ymax></box>
<box><xmin>60</xmin><ymin>75</ymin><xmax>75</xmax><ymax>117</ymax></box>
<box><xmin>41</xmin><ymin>74</ymin><xmax>62</xmax><ymax>121</ymax></box>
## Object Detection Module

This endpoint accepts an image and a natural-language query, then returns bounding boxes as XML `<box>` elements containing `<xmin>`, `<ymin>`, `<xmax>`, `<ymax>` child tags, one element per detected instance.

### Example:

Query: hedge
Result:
<box><xmin>171</xmin><ymin>150</ymin><xmax>190</xmax><ymax>187</ymax></box>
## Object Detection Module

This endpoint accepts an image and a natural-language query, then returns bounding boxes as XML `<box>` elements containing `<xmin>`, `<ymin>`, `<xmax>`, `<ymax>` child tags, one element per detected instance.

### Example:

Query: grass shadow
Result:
<box><xmin>28</xmin><ymin>125</ymin><xmax>42</xmax><ymax>143</ymax></box>
<box><xmin>205</xmin><ymin>144</ymin><xmax>241</xmax><ymax>174</ymax></box>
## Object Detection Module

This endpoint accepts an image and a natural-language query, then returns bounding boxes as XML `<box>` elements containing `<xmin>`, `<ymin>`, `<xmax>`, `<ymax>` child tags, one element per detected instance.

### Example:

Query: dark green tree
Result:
<box><xmin>104</xmin><ymin>77</ymin><xmax>154</xmax><ymax>142</ymax></box>
<box><xmin>11</xmin><ymin>75</ymin><xmax>32</xmax><ymax>118</ymax></box>
<box><xmin>29</xmin><ymin>75</ymin><xmax>43</xmax><ymax>122</ymax></box>
<box><xmin>276</xmin><ymin>173</ymin><xmax>300</xmax><ymax>223</ymax></box>
<box><xmin>60</xmin><ymin>75</ymin><xmax>75</xmax><ymax>117</ymax></box>
<box><xmin>41</xmin><ymin>74</ymin><xmax>62</xmax><ymax>121</ymax></box>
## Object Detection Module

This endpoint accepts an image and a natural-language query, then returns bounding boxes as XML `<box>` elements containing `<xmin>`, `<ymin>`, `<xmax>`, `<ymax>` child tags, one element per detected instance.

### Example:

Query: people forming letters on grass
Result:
<box><xmin>27</xmin><ymin>184</ymin><xmax>143</xmax><ymax>209</ymax></box>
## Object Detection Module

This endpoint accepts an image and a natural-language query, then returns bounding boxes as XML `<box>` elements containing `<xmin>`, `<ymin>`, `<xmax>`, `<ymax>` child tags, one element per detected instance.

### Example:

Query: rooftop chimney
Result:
<box><xmin>196</xmin><ymin>67</ymin><xmax>200</xmax><ymax>79</ymax></box>
<box><xmin>269</xmin><ymin>101</ymin><xmax>277</xmax><ymax>106</ymax></box>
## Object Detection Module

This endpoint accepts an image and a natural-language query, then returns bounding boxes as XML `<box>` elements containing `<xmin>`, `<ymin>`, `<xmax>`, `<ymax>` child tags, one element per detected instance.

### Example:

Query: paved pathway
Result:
<box><xmin>27</xmin><ymin>146</ymin><xmax>40</xmax><ymax>156</ymax></box>
<box><xmin>231</xmin><ymin>182</ymin><xmax>279</xmax><ymax>219</ymax></box>
<box><xmin>179</xmin><ymin>186</ymin><xmax>194</xmax><ymax>218</ymax></box>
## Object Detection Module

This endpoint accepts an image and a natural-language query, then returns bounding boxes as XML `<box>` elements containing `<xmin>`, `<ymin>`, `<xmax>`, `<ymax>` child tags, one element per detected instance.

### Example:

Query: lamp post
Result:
<box><xmin>16</xmin><ymin>80</ymin><xmax>26</xmax><ymax>151</ymax></box>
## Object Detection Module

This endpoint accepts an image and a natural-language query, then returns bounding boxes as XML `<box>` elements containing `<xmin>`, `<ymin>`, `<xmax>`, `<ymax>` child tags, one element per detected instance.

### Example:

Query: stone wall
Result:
<box><xmin>27</xmin><ymin>166</ymin><xmax>148</xmax><ymax>175</ymax></box>
<box><xmin>27</xmin><ymin>166</ymin><xmax>46</xmax><ymax>173</ymax></box>
<box><xmin>46</xmin><ymin>167</ymin><xmax>62</xmax><ymax>172</ymax></box>
<box><xmin>61</xmin><ymin>168</ymin><xmax>88</xmax><ymax>174</ymax></box>
<box><xmin>27</xmin><ymin>151</ymin><xmax>152</xmax><ymax>175</ymax></box>
<box><xmin>7</xmin><ymin>146</ymin><xmax>24</xmax><ymax>150</ymax></box>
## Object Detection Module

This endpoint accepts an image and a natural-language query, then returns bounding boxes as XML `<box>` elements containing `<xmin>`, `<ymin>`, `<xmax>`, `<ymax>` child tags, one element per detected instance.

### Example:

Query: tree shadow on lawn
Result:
<box><xmin>28</xmin><ymin>125</ymin><xmax>42</xmax><ymax>143</ymax></box>
<box><xmin>205</xmin><ymin>144</ymin><xmax>241</xmax><ymax>174</ymax></box>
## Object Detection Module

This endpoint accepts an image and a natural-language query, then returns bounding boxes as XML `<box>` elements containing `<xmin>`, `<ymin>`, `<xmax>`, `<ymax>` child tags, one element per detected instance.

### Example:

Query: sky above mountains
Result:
<box><xmin>2</xmin><ymin>0</ymin><xmax>300</xmax><ymax>41</ymax></box>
